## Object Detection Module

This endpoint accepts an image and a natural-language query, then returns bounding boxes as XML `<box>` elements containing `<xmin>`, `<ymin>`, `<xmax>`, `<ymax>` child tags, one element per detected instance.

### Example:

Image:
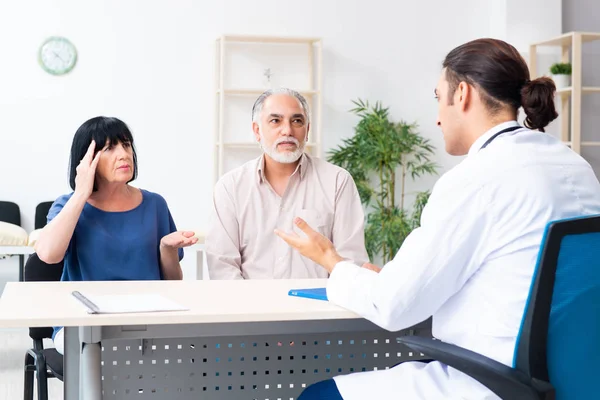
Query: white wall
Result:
<box><xmin>0</xmin><ymin>0</ymin><xmax>561</xmax><ymax>278</ymax></box>
<box><xmin>489</xmin><ymin>0</ymin><xmax>562</xmax><ymax>53</ymax></box>
<box><xmin>563</xmin><ymin>0</ymin><xmax>600</xmax><ymax>176</ymax></box>
<box><xmin>506</xmin><ymin>0</ymin><xmax>562</xmax><ymax>53</ymax></box>
<box><xmin>488</xmin><ymin>0</ymin><xmax>563</xmax><ymax>141</ymax></box>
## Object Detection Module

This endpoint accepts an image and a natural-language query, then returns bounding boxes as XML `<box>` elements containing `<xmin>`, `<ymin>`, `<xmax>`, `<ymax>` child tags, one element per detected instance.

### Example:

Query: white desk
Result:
<box><xmin>0</xmin><ymin>245</ymin><xmax>35</xmax><ymax>281</ymax></box>
<box><xmin>0</xmin><ymin>243</ymin><xmax>204</xmax><ymax>283</ymax></box>
<box><xmin>0</xmin><ymin>279</ymin><xmax>430</xmax><ymax>400</ymax></box>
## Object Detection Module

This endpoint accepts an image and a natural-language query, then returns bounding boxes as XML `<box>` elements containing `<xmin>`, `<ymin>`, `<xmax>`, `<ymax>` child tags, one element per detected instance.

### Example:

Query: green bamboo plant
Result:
<box><xmin>328</xmin><ymin>99</ymin><xmax>438</xmax><ymax>263</ymax></box>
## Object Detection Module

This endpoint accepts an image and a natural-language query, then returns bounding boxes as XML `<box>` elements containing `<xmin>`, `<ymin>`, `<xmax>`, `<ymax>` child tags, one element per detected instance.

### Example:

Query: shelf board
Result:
<box><xmin>217</xmin><ymin>142</ymin><xmax>259</xmax><ymax>149</ymax></box>
<box><xmin>532</xmin><ymin>32</ymin><xmax>573</xmax><ymax>47</ymax></box>
<box><xmin>583</xmin><ymin>86</ymin><xmax>600</xmax><ymax>93</ymax></box>
<box><xmin>562</xmin><ymin>141</ymin><xmax>600</xmax><ymax>147</ymax></box>
<box><xmin>218</xmin><ymin>142</ymin><xmax>317</xmax><ymax>148</ymax></box>
<box><xmin>218</xmin><ymin>35</ymin><xmax>320</xmax><ymax>44</ymax></box>
<box><xmin>556</xmin><ymin>86</ymin><xmax>600</xmax><ymax>96</ymax></box>
<box><xmin>532</xmin><ymin>31</ymin><xmax>600</xmax><ymax>47</ymax></box>
<box><xmin>217</xmin><ymin>89</ymin><xmax>318</xmax><ymax>96</ymax></box>
<box><xmin>582</xmin><ymin>32</ymin><xmax>600</xmax><ymax>43</ymax></box>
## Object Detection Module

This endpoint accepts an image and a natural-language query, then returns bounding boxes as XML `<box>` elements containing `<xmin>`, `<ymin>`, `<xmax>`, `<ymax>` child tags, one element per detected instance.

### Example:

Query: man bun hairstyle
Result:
<box><xmin>443</xmin><ymin>38</ymin><xmax>558</xmax><ymax>132</ymax></box>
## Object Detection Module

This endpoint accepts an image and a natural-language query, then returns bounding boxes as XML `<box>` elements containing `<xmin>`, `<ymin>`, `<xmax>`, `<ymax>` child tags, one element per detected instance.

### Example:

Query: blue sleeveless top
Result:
<box><xmin>47</xmin><ymin>189</ymin><xmax>183</xmax><ymax>282</ymax></box>
<box><xmin>48</xmin><ymin>189</ymin><xmax>183</xmax><ymax>339</ymax></box>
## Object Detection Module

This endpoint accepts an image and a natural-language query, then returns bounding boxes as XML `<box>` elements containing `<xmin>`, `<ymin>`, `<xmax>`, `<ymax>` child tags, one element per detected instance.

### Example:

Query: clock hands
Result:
<box><xmin>52</xmin><ymin>51</ymin><xmax>66</xmax><ymax>63</ymax></box>
<box><xmin>40</xmin><ymin>37</ymin><xmax>77</xmax><ymax>75</ymax></box>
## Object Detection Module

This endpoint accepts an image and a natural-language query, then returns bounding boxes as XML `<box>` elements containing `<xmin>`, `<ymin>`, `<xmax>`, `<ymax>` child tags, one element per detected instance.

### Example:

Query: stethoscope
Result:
<box><xmin>479</xmin><ymin>125</ymin><xmax>522</xmax><ymax>151</ymax></box>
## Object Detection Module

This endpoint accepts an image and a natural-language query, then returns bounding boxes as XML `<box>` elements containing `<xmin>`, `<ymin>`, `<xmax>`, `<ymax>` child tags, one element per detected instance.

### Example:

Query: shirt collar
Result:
<box><xmin>467</xmin><ymin>120</ymin><xmax>520</xmax><ymax>157</ymax></box>
<box><xmin>256</xmin><ymin>153</ymin><xmax>308</xmax><ymax>184</ymax></box>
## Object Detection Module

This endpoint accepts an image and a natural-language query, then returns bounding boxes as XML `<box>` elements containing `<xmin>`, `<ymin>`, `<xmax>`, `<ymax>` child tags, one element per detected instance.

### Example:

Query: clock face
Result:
<box><xmin>38</xmin><ymin>36</ymin><xmax>77</xmax><ymax>76</ymax></box>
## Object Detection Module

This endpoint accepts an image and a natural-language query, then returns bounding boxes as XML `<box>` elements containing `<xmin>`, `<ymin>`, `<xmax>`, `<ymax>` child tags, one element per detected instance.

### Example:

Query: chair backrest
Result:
<box><xmin>24</xmin><ymin>253</ymin><xmax>64</xmax><ymax>340</ymax></box>
<box><xmin>0</xmin><ymin>201</ymin><xmax>20</xmax><ymax>226</ymax></box>
<box><xmin>514</xmin><ymin>214</ymin><xmax>600</xmax><ymax>399</ymax></box>
<box><xmin>35</xmin><ymin>201</ymin><xmax>54</xmax><ymax>230</ymax></box>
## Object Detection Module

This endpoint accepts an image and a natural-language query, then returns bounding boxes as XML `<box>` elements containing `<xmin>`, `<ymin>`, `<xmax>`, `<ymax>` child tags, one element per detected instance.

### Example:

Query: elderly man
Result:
<box><xmin>206</xmin><ymin>88</ymin><xmax>368</xmax><ymax>279</ymax></box>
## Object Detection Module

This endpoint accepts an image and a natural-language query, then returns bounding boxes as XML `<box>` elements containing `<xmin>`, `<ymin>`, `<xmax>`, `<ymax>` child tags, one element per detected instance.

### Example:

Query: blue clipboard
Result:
<box><xmin>288</xmin><ymin>287</ymin><xmax>328</xmax><ymax>301</ymax></box>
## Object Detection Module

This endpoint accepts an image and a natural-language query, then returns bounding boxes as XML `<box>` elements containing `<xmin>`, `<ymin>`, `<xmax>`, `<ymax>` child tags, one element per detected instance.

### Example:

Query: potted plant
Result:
<box><xmin>328</xmin><ymin>99</ymin><xmax>438</xmax><ymax>264</ymax></box>
<box><xmin>549</xmin><ymin>62</ymin><xmax>572</xmax><ymax>89</ymax></box>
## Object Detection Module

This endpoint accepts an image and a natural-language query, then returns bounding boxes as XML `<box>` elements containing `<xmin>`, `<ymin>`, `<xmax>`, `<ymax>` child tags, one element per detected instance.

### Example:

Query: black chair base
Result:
<box><xmin>22</xmin><ymin>254</ymin><xmax>65</xmax><ymax>400</ymax></box>
<box><xmin>23</xmin><ymin>346</ymin><xmax>63</xmax><ymax>400</ymax></box>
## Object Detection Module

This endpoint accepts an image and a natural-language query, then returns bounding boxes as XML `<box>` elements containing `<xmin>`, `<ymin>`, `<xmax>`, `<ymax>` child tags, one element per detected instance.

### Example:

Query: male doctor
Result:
<box><xmin>276</xmin><ymin>38</ymin><xmax>600</xmax><ymax>399</ymax></box>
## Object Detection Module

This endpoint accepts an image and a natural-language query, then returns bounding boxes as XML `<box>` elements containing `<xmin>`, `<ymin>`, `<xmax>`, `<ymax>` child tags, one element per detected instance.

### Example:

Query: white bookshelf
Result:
<box><xmin>529</xmin><ymin>31</ymin><xmax>600</xmax><ymax>154</ymax></box>
<box><xmin>213</xmin><ymin>35</ymin><xmax>323</xmax><ymax>182</ymax></box>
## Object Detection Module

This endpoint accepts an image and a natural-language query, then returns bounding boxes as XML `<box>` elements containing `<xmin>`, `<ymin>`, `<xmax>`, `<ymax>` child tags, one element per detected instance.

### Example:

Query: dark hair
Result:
<box><xmin>68</xmin><ymin>116</ymin><xmax>138</xmax><ymax>191</ymax></box>
<box><xmin>443</xmin><ymin>38</ymin><xmax>558</xmax><ymax>132</ymax></box>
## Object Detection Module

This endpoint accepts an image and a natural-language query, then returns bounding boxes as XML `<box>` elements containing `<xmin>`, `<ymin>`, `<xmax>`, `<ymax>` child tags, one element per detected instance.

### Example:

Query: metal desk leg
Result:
<box><xmin>64</xmin><ymin>327</ymin><xmax>80</xmax><ymax>400</ymax></box>
<box><xmin>80</xmin><ymin>326</ymin><xmax>102</xmax><ymax>400</ymax></box>
<box><xmin>81</xmin><ymin>342</ymin><xmax>102</xmax><ymax>399</ymax></box>
<box><xmin>19</xmin><ymin>254</ymin><xmax>24</xmax><ymax>281</ymax></box>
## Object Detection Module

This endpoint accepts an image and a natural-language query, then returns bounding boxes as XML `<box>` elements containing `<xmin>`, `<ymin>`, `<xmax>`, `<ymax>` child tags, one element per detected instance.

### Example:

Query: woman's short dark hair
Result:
<box><xmin>69</xmin><ymin>116</ymin><xmax>138</xmax><ymax>191</ymax></box>
<box><xmin>443</xmin><ymin>38</ymin><xmax>558</xmax><ymax>132</ymax></box>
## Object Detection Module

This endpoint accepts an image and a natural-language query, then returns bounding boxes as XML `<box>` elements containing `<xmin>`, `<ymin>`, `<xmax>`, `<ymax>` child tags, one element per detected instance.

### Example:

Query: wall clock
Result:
<box><xmin>38</xmin><ymin>36</ymin><xmax>78</xmax><ymax>76</ymax></box>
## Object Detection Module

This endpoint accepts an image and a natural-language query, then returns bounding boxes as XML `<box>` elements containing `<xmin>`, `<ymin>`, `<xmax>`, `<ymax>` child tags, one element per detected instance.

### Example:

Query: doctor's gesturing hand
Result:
<box><xmin>275</xmin><ymin>217</ymin><xmax>344</xmax><ymax>273</ymax></box>
<box><xmin>275</xmin><ymin>217</ymin><xmax>382</xmax><ymax>274</ymax></box>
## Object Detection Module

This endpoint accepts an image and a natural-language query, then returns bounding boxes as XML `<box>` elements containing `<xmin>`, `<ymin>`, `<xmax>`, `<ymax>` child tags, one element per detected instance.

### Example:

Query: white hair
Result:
<box><xmin>251</xmin><ymin>88</ymin><xmax>311</xmax><ymax>125</ymax></box>
<box><xmin>260</xmin><ymin>136</ymin><xmax>305</xmax><ymax>164</ymax></box>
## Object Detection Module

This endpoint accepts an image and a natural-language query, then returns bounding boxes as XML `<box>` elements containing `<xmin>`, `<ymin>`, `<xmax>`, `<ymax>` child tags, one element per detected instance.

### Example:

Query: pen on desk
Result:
<box><xmin>71</xmin><ymin>290</ymin><xmax>100</xmax><ymax>314</ymax></box>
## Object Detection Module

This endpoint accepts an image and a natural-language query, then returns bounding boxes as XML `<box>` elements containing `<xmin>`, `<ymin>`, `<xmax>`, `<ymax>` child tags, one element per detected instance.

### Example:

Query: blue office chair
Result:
<box><xmin>398</xmin><ymin>214</ymin><xmax>600</xmax><ymax>399</ymax></box>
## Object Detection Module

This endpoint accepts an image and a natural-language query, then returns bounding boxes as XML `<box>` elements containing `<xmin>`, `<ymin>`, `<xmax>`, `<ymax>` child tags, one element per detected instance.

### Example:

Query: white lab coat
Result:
<box><xmin>327</xmin><ymin>121</ymin><xmax>600</xmax><ymax>399</ymax></box>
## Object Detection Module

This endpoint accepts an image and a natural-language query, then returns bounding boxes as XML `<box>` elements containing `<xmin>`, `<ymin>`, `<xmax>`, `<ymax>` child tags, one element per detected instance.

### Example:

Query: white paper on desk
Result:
<box><xmin>74</xmin><ymin>293</ymin><xmax>189</xmax><ymax>314</ymax></box>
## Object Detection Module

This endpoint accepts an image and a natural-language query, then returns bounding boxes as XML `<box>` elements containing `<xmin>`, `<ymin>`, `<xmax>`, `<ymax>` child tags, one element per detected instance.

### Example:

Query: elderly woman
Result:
<box><xmin>35</xmin><ymin>116</ymin><xmax>197</xmax><ymax>354</ymax></box>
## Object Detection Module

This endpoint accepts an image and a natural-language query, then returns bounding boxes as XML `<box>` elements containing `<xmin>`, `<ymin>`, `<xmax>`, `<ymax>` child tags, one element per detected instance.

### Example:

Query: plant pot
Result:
<box><xmin>552</xmin><ymin>74</ymin><xmax>571</xmax><ymax>89</ymax></box>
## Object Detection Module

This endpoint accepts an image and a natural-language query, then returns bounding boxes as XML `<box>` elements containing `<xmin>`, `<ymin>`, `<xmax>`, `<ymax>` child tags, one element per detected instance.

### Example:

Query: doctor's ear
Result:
<box><xmin>457</xmin><ymin>81</ymin><xmax>472</xmax><ymax>112</ymax></box>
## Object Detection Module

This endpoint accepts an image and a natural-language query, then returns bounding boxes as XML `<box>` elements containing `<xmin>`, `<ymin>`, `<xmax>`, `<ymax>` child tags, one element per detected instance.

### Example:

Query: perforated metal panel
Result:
<box><xmin>100</xmin><ymin>329</ymin><xmax>429</xmax><ymax>399</ymax></box>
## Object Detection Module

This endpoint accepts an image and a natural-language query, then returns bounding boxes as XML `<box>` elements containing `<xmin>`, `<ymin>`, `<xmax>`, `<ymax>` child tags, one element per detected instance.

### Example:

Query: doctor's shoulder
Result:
<box><xmin>428</xmin><ymin>161</ymin><xmax>478</xmax><ymax>195</ymax></box>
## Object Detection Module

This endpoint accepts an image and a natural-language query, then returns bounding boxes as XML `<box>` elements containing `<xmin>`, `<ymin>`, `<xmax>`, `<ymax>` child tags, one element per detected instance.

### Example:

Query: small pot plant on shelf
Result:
<box><xmin>550</xmin><ymin>62</ymin><xmax>572</xmax><ymax>89</ymax></box>
<box><xmin>328</xmin><ymin>99</ymin><xmax>438</xmax><ymax>264</ymax></box>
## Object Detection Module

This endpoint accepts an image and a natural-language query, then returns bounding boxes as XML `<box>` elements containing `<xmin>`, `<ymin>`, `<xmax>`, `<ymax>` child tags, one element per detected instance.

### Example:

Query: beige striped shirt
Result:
<box><xmin>206</xmin><ymin>153</ymin><xmax>369</xmax><ymax>279</ymax></box>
